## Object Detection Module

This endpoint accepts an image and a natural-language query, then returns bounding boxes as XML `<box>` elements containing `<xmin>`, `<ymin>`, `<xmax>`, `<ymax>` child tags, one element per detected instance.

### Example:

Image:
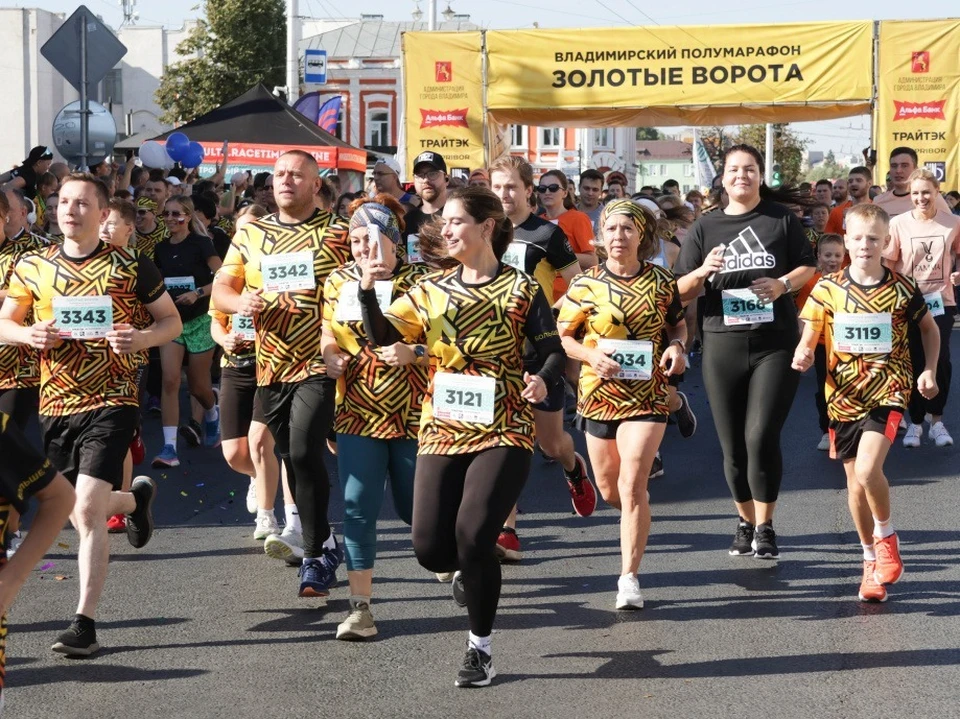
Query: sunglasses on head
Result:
<box><xmin>536</xmin><ymin>184</ymin><xmax>563</xmax><ymax>194</ymax></box>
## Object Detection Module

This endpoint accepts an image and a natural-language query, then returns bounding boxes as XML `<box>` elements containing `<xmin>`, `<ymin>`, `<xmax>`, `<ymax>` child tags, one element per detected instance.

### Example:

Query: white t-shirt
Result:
<box><xmin>885</xmin><ymin>210</ymin><xmax>960</xmax><ymax>305</ymax></box>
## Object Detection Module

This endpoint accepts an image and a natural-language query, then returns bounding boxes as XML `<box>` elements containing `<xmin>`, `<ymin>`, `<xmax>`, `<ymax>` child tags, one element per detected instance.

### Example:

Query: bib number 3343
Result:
<box><xmin>433</xmin><ymin>373</ymin><xmax>495</xmax><ymax>425</ymax></box>
<box><xmin>260</xmin><ymin>251</ymin><xmax>315</xmax><ymax>292</ymax></box>
<box><xmin>54</xmin><ymin>296</ymin><xmax>113</xmax><ymax>339</ymax></box>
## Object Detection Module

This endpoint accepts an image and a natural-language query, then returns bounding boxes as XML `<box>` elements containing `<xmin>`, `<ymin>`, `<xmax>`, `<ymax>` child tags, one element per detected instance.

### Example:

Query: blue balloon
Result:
<box><xmin>165</xmin><ymin>132</ymin><xmax>190</xmax><ymax>162</ymax></box>
<box><xmin>182</xmin><ymin>141</ymin><xmax>205</xmax><ymax>169</ymax></box>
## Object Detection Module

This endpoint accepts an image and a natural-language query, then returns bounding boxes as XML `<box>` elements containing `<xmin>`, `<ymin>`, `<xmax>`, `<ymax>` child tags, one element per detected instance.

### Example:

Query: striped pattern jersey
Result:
<box><xmin>220</xmin><ymin>210</ymin><xmax>351</xmax><ymax>386</ymax></box>
<box><xmin>800</xmin><ymin>268</ymin><xmax>927</xmax><ymax>422</ymax></box>
<box><xmin>134</xmin><ymin>223</ymin><xmax>169</xmax><ymax>262</ymax></box>
<box><xmin>322</xmin><ymin>261</ymin><xmax>429</xmax><ymax>439</ymax></box>
<box><xmin>0</xmin><ymin>231</ymin><xmax>47</xmax><ymax>390</ymax></box>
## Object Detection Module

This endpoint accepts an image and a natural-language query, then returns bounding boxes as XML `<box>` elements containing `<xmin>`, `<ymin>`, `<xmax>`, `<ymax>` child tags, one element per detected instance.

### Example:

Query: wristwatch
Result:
<box><xmin>413</xmin><ymin>345</ymin><xmax>426</xmax><ymax>359</ymax></box>
<box><xmin>779</xmin><ymin>276</ymin><xmax>793</xmax><ymax>293</ymax></box>
<box><xmin>670</xmin><ymin>338</ymin><xmax>686</xmax><ymax>353</ymax></box>
<box><xmin>196</xmin><ymin>286</ymin><xmax>204</xmax><ymax>297</ymax></box>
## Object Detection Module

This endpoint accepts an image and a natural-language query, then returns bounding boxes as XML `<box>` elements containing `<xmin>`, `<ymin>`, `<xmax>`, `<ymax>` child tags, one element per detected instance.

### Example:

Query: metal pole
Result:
<box><xmin>286</xmin><ymin>0</ymin><xmax>300</xmax><ymax>103</ymax></box>
<box><xmin>428</xmin><ymin>0</ymin><xmax>437</xmax><ymax>30</ymax></box>
<box><xmin>79</xmin><ymin>16</ymin><xmax>89</xmax><ymax>170</ymax></box>
<box><xmin>764</xmin><ymin>123</ymin><xmax>773</xmax><ymax>185</ymax></box>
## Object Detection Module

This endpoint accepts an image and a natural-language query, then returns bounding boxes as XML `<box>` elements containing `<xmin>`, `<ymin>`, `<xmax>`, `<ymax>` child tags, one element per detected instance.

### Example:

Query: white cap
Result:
<box><xmin>634</xmin><ymin>197</ymin><xmax>663</xmax><ymax>218</ymax></box>
<box><xmin>374</xmin><ymin>156</ymin><xmax>402</xmax><ymax>175</ymax></box>
<box><xmin>167</xmin><ymin>177</ymin><xmax>182</xmax><ymax>187</ymax></box>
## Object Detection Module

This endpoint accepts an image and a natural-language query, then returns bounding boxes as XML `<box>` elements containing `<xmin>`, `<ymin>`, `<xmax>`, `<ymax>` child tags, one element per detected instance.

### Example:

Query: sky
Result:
<box><xmin>20</xmin><ymin>1</ymin><xmax>954</xmax><ymax>154</ymax></box>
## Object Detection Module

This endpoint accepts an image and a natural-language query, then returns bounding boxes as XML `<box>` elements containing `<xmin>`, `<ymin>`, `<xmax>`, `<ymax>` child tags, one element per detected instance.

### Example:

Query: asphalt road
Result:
<box><xmin>6</xmin><ymin>340</ymin><xmax>960</xmax><ymax>719</ymax></box>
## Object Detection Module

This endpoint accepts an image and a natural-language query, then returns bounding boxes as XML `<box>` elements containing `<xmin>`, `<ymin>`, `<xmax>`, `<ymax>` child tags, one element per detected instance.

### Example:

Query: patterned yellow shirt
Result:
<box><xmin>134</xmin><ymin>222</ymin><xmax>169</xmax><ymax>262</ymax></box>
<box><xmin>209</xmin><ymin>308</ymin><xmax>256</xmax><ymax>370</ymax></box>
<box><xmin>0</xmin><ymin>231</ymin><xmax>47</xmax><ymax>390</ymax></box>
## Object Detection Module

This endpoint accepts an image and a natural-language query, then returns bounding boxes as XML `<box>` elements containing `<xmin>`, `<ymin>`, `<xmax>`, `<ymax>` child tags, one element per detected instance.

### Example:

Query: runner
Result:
<box><xmin>213</xmin><ymin>150</ymin><xmax>351</xmax><ymax>599</ymax></box>
<box><xmin>537</xmin><ymin>169</ymin><xmax>597</xmax><ymax>299</ymax></box>
<box><xmin>320</xmin><ymin>194</ymin><xmax>429</xmax><ymax>640</ymax></box>
<box><xmin>884</xmin><ymin>168</ymin><xmax>960</xmax><ymax>447</ymax></box>
<box><xmin>793</xmin><ymin>203</ymin><xmax>938</xmax><ymax>602</ymax></box>
<box><xmin>356</xmin><ymin>186</ymin><xmax>564</xmax><ymax>687</ymax></box>
<box><xmin>825</xmin><ymin>167</ymin><xmax>872</xmax><ymax>236</ymax></box>
<box><xmin>873</xmin><ymin>147</ymin><xmax>951</xmax><ymax>218</ymax></box>
<box><xmin>402</xmin><ymin>152</ymin><xmax>449</xmax><ymax>263</ymax></box>
<box><xmin>576</xmin><ymin>169</ymin><xmax>605</xmax><ymax>227</ymax></box>
<box><xmin>557</xmin><ymin>199</ymin><xmax>687</xmax><ymax>609</ymax></box>
<box><xmin>489</xmin><ymin>156</ymin><xmax>597</xmax><ymax>561</ymax></box>
<box><xmin>152</xmin><ymin>195</ymin><xmax>222</xmax><ymax>467</ymax></box>
<box><xmin>675</xmin><ymin>144</ymin><xmax>816</xmax><ymax>560</ymax></box>
<box><xmin>0</xmin><ymin>172</ymin><xmax>181</xmax><ymax>656</ymax></box>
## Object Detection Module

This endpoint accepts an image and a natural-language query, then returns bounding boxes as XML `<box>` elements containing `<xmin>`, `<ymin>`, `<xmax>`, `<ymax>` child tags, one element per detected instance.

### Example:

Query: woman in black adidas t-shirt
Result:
<box><xmin>675</xmin><ymin>144</ymin><xmax>816</xmax><ymax>561</ymax></box>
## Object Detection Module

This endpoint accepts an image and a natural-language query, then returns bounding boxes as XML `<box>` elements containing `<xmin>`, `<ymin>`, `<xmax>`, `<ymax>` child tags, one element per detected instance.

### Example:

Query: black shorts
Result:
<box><xmin>532</xmin><ymin>374</ymin><xmax>567</xmax><ymax>413</ymax></box>
<box><xmin>829</xmin><ymin>406</ymin><xmax>902</xmax><ymax>461</ymax></box>
<box><xmin>0</xmin><ymin>386</ymin><xmax>39</xmax><ymax>430</ymax></box>
<box><xmin>576</xmin><ymin>412</ymin><xmax>668</xmax><ymax>440</ymax></box>
<box><xmin>0</xmin><ymin>410</ymin><xmax>58</xmax><ymax>515</ymax></box>
<box><xmin>41</xmin><ymin>405</ymin><xmax>139</xmax><ymax>489</ymax></box>
<box><xmin>220</xmin><ymin>364</ymin><xmax>267</xmax><ymax>441</ymax></box>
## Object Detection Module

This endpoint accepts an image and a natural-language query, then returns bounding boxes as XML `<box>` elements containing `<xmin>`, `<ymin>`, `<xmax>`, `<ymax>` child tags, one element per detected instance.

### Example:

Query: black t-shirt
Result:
<box><xmin>9</xmin><ymin>164</ymin><xmax>38</xmax><ymax>197</ymax></box>
<box><xmin>674</xmin><ymin>199</ymin><xmax>816</xmax><ymax>334</ymax></box>
<box><xmin>401</xmin><ymin>206</ymin><xmax>440</xmax><ymax>241</ymax></box>
<box><xmin>509</xmin><ymin>214</ymin><xmax>578</xmax><ymax>305</ymax></box>
<box><xmin>210</xmin><ymin>225</ymin><xmax>232</xmax><ymax>260</ymax></box>
<box><xmin>154</xmin><ymin>233</ymin><xmax>218</xmax><ymax>322</ymax></box>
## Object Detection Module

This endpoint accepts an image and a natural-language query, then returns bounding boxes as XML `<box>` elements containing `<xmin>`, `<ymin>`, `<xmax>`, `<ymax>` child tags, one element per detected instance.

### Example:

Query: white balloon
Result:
<box><xmin>140</xmin><ymin>140</ymin><xmax>169</xmax><ymax>169</ymax></box>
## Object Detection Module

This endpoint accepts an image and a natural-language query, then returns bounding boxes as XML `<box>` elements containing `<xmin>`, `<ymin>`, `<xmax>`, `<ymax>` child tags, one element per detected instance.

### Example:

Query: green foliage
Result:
<box><xmin>806</xmin><ymin>150</ymin><xmax>844</xmax><ymax>183</ymax></box>
<box><xmin>155</xmin><ymin>0</ymin><xmax>286</xmax><ymax>125</ymax></box>
<box><xmin>735</xmin><ymin>123</ymin><xmax>808</xmax><ymax>186</ymax></box>
<box><xmin>636</xmin><ymin>127</ymin><xmax>664</xmax><ymax>141</ymax></box>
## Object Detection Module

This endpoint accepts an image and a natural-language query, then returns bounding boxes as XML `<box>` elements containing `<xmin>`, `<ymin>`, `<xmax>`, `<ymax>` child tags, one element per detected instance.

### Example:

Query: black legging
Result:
<box><xmin>907</xmin><ymin>306</ymin><xmax>954</xmax><ymax>423</ymax></box>
<box><xmin>701</xmin><ymin>331</ymin><xmax>799</xmax><ymax>504</ymax></box>
<box><xmin>413</xmin><ymin>447</ymin><xmax>530</xmax><ymax>637</ymax></box>
<box><xmin>258</xmin><ymin>376</ymin><xmax>336</xmax><ymax>558</ymax></box>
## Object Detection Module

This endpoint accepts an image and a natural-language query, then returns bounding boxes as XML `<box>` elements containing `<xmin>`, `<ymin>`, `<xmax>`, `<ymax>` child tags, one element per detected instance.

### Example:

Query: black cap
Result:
<box><xmin>413</xmin><ymin>151</ymin><xmax>447</xmax><ymax>174</ymax></box>
<box><xmin>27</xmin><ymin>146</ymin><xmax>53</xmax><ymax>164</ymax></box>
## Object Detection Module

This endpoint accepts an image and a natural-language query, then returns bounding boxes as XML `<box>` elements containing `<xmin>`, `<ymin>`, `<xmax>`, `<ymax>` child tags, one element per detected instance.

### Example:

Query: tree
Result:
<box><xmin>734</xmin><ymin>123</ymin><xmax>808</xmax><ymax>186</ymax></box>
<box><xmin>636</xmin><ymin>127</ymin><xmax>663</xmax><ymax>141</ymax></box>
<box><xmin>695</xmin><ymin>126</ymin><xmax>729</xmax><ymax>168</ymax></box>
<box><xmin>155</xmin><ymin>0</ymin><xmax>286</xmax><ymax>125</ymax></box>
<box><xmin>806</xmin><ymin>150</ymin><xmax>844</xmax><ymax>183</ymax></box>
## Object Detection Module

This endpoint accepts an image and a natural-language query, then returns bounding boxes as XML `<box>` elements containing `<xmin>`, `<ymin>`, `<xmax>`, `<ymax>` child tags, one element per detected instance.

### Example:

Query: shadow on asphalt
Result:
<box><xmin>9</xmin><ymin>664</ymin><xmax>208</xmax><ymax>687</ymax></box>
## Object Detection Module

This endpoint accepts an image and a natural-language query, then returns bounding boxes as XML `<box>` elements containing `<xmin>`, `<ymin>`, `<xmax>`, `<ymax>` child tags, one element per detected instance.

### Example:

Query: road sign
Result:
<box><xmin>40</xmin><ymin>6</ymin><xmax>127</xmax><ymax>93</ymax></box>
<box><xmin>53</xmin><ymin>101</ymin><xmax>117</xmax><ymax>165</ymax></box>
<box><xmin>304</xmin><ymin>49</ymin><xmax>327</xmax><ymax>84</ymax></box>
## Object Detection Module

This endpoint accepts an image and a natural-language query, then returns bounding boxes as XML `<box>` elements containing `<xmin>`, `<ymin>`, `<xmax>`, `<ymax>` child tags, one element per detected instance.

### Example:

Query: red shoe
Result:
<box><xmin>107</xmin><ymin>514</ymin><xmax>127</xmax><ymax>533</ymax></box>
<box><xmin>130</xmin><ymin>429</ymin><xmax>146</xmax><ymax>465</ymax></box>
<box><xmin>566</xmin><ymin>452</ymin><xmax>597</xmax><ymax>518</ymax></box>
<box><xmin>858</xmin><ymin>560</ymin><xmax>888</xmax><ymax>602</ymax></box>
<box><xmin>874</xmin><ymin>533</ymin><xmax>904</xmax><ymax>585</ymax></box>
<box><xmin>494</xmin><ymin>527</ymin><xmax>522</xmax><ymax>562</ymax></box>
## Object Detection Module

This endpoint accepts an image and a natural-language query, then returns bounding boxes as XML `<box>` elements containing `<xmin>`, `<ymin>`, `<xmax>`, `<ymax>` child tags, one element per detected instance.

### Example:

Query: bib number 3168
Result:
<box><xmin>433</xmin><ymin>373</ymin><xmax>495</xmax><ymax>425</ymax></box>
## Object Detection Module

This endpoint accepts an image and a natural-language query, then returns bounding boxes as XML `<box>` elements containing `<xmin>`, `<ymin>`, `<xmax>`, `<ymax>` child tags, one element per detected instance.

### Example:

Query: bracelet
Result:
<box><xmin>670</xmin><ymin>338</ymin><xmax>686</xmax><ymax>353</ymax></box>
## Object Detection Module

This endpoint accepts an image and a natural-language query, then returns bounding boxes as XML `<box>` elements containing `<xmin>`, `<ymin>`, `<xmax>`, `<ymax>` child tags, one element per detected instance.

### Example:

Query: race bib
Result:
<box><xmin>597</xmin><ymin>339</ymin><xmax>654</xmax><ymax>380</ymax></box>
<box><xmin>234</xmin><ymin>314</ymin><xmax>256</xmax><ymax>341</ymax></box>
<box><xmin>165</xmin><ymin>275</ymin><xmax>195</xmax><ymax>293</ymax></box>
<box><xmin>501</xmin><ymin>242</ymin><xmax>526</xmax><ymax>271</ymax></box>
<box><xmin>407</xmin><ymin>235</ymin><xmax>422</xmax><ymax>263</ymax></box>
<box><xmin>54</xmin><ymin>295</ymin><xmax>113</xmax><ymax>339</ymax></box>
<box><xmin>924</xmin><ymin>291</ymin><xmax>945</xmax><ymax>317</ymax></box>
<box><xmin>260</xmin><ymin>251</ymin><xmax>315</xmax><ymax>292</ymax></box>
<box><xmin>432</xmin><ymin>373</ymin><xmax>496</xmax><ymax>425</ymax></box>
<box><xmin>336</xmin><ymin>281</ymin><xmax>392</xmax><ymax>322</ymax></box>
<box><xmin>721</xmin><ymin>289</ymin><xmax>774</xmax><ymax>326</ymax></box>
<box><xmin>834</xmin><ymin>312</ymin><xmax>892</xmax><ymax>354</ymax></box>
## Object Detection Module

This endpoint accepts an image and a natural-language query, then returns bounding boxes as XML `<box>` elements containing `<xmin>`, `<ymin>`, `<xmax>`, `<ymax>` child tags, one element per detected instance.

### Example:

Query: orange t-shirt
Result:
<box><xmin>795</xmin><ymin>271</ymin><xmax>825</xmax><ymax>345</ymax></box>
<box><xmin>825</xmin><ymin>199</ymin><xmax>874</xmax><ymax>236</ymax></box>
<box><xmin>543</xmin><ymin>209</ymin><xmax>596</xmax><ymax>298</ymax></box>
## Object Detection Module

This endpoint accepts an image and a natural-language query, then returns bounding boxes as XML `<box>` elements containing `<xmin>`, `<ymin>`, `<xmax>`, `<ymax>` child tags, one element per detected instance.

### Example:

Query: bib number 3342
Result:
<box><xmin>433</xmin><ymin>373</ymin><xmax>495</xmax><ymax>425</ymax></box>
<box><xmin>260</xmin><ymin>251</ymin><xmax>315</xmax><ymax>292</ymax></box>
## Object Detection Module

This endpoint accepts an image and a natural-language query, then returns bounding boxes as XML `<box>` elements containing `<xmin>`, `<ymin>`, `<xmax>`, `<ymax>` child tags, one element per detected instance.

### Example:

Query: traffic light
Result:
<box><xmin>771</xmin><ymin>164</ymin><xmax>783</xmax><ymax>189</ymax></box>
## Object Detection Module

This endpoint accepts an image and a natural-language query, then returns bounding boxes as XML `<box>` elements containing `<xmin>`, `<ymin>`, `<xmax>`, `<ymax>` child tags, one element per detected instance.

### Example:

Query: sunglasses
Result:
<box><xmin>536</xmin><ymin>184</ymin><xmax>563</xmax><ymax>194</ymax></box>
<box><xmin>161</xmin><ymin>211</ymin><xmax>184</xmax><ymax>218</ymax></box>
<box><xmin>136</xmin><ymin>209</ymin><xmax>153</xmax><ymax>216</ymax></box>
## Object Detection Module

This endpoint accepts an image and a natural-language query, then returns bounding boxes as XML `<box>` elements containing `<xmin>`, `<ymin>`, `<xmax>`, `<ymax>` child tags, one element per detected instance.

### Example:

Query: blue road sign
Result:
<box><xmin>304</xmin><ymin>49</ymin><xmax>327</xmax><ymax>84</ymax></box>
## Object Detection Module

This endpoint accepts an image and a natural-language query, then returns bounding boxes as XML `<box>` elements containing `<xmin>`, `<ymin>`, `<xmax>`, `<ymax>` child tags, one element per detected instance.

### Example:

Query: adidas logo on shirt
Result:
<box><xmin>718</xmin><ymin>226</ymin><xmax>775</xmax><ymax>273</ymax></box>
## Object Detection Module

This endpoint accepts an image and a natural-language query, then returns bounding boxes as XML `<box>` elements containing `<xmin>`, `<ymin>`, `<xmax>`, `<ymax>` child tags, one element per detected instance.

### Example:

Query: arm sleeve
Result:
<box><xmin>524</xmin><ymin>286</ymin><xmax>565</xmax><ymax>384</ymax></box>
<box><xmin>198</xmin><ymin>236</ymin><xmax>218</xmax><ymax>261</ymax></box>
<box><xmin>546</xmin><ymin>226</ymin><xmax>579</xmax><ymax>272</ymax></box>
<box><xmin>358</xmin><ymin>283</ymin><xmax>428</xmax><ymax>346</ymax></box>
<box><xmin>556</xmin><ymin>277</ymin><xmax>587</xmax><ymax>333</ymax></box>
<box><xmin>6</xmin><ymin>259</ymin><xmax>35</xmax><ymax>307</ymax></box>
<box><xmin>136</xmin><ymin>255</ymin><xmax>168</xmax><ymax>304</ymax></box>
<box><xmin>219</xmin><ymin>230</ymin><xmax>248</xmax><ymax>281</ymax></box>
<box><xmin>798</xmin><ymin>281</ymin><xmax>827</xmax><ymax>332</ymax></box>
<box><xmin>673</xmin><ymin>220</ymin><xmax>705</xmax><ymax>277</ymax></box>
<box><xmin>825</xmin><ymin>206</ymin><xmax>844</xmax><ymax>235</ymax></box>
<box><xmin>786</xmin><ymin>213</ymin><xmax>817</xmax><ymax>269</ymax></box>
<box><xmin>321</xmin><ymin>274</ymin><xmax>338</xmax><ymax>329</ymax></box>
<box><xmin>567</xmin><ymin>214</ymin><xmax>596</xmax><ymax>254</ymax></box>
<box><xmin>906</xmin><ymin>283</ymin><xmax>929</xmax><ymax>326</ymax></box>
<box><xmin>665</xmin><ymin>278</ymin><xmax>685</xmax><ymax>326</ymax></box>
<box><xmin>883</xmin><ymin>219</ymin><xmax>902</xmax><ymax>263</ymax></box>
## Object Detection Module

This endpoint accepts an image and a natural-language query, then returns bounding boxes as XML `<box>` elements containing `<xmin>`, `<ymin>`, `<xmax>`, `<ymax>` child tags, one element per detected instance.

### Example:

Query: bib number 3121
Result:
<box><xmin>54</xmin><ymin>295</ymin><xmax>113</xmax><ymax>339</ymax></box>
<box><xmin>432</xmin><ymin>373</ymin><xmax>495</xmax><ymax>425</ymax></box>
<box><xmin>260</xmin><ymin>251</ymin><xmax>315</xmax><ymax>292</ymax></box>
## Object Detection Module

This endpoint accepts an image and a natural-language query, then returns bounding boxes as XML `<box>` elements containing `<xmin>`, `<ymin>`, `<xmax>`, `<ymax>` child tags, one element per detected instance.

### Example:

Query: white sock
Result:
<box><xmin>862</xmin><ymin>543</ymin><xmax>876</xmax><ymax>561</ymax></box>
<box><xmin>873</xmin><ymin>516</ymin><xmax>895</xmax><ymax>539</ymax></box>
<box><xmin>350</xmin><ymin>594</ymin><xmax>371</xmax><ymax>609</ymax></box>
<box><xmin>162</xmin><ymin>426</ymin><xmax>177</xmax><ymax>447</ymax></box>
<box><xmin>257</xmin><ymin>508</ymin><xmax>275</xmax><ymax>522</ymax></box>
<box><xmin>468</xmin><ymin>631</ymin><xmax>491</xmax><ymax>655</ymax></box>
<box><xmin>204</xmin><ymin>405</ymin><xmax>219</xmax><ymax>422</ymax></box>
<box><xmin>284</xmin><ymin>504</ymin><xmax>301</xmax><ymax>532</ymax></box>
<box><xmin>322</xmin><ymin>532</ymin><xmax>337</xmax><ymax>550</ymax></box>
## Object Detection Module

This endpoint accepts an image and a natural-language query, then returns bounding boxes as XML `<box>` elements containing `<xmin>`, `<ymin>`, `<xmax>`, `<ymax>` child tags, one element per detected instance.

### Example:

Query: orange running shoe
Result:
<box><xmin>858</xmin><ymin>560</ymin><xmax>888</xmax><ymax>602</ymax></box>
<box><xmin>494</xmin><ymin>527</ymin><xmax>522</xmax><ymax>562</ymax></box>
<box><xmin>874</xmin><ymin>533</ymin><xmax>904</xmax><ymax>585</ymax></box>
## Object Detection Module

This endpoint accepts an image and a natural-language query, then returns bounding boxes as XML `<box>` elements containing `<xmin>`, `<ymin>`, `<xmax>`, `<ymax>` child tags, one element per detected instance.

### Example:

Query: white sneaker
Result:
<box><xmin>336</xmin><ymin>601</ymin><xmax>377</xmax><ymax>640</ymax></box>
<box><xmin>264</xmin><ymin>526</ymin><xmax>304</xmax><ymax>565</ymax></box>
<box><xmin>253</xmin><ymin>513</ymin><xmax>280</xmax><ymax>540</ymax></box>
<box><xmin>6</xmin><ymin>530</ymin><xmax>23</xmax><ymax>559</ymax></box>
<box><xmin>903</xmin><ymin>423</ymin><xmax>922</xmax><ymax>448</ymax></box>
<box><xmin>929</xmin><ymin>421</ymin><xmax>953</xmax><ymax>447</ymax></box>
<box><xmin>245</xmin><ymin>478</ymin><xmax>258</xmax><ymax>514</ymax></box>
<box><xmin>817</xmin><ymin>433</ymin><xmax>830</xmax><ymax>451</ymax></box>
<box><xmin>615</xmin><ymin>573</ymin><xmax>644</xmax><ymax>610</ymax></box>
<box><xmin>435</xmin><ymin>571</ymin><xmax>455</xmax><ymax>583</ymax></box>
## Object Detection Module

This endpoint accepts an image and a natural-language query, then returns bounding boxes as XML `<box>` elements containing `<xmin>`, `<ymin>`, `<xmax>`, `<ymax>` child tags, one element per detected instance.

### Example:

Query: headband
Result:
<box><xmin>600</xmin><ymin>198</ymin><xmax>651</xmax><ymax>235</ymax></box>
<box><xmin>349</xmin><ymin>202</ymin><xmax>402</xmax><ymax>245</ymax></box>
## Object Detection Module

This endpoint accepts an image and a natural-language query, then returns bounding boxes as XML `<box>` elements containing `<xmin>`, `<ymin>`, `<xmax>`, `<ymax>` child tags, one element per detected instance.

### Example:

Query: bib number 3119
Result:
<box><xmin>433</xmin><ymin>373</ymin><xmax>495</xmax><ymax>425</ymax></box>
<box><xmin>833</xmin><ymin>312</ymin><xmax>892</xmax><ymax>353</ymax></box>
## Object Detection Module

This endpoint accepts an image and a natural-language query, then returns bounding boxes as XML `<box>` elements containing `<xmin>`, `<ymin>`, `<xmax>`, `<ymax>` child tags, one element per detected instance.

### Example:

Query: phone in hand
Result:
<box><xmin>368</xmin><ymin>225</ymin><xmax>388</xmax><ymax>262</ymax></box>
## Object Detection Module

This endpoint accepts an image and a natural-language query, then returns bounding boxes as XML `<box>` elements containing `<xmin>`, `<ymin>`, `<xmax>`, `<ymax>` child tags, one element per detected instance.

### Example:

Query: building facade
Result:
<box><xmin>635</xmin><ymin>140</ymin><xmax>696</xmax><ymax>193</ymax></box>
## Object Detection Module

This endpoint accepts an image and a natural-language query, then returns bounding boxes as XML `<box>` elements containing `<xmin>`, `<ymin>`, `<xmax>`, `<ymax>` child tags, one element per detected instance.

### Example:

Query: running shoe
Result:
<box><xmin>858</xmin><ymin>560</ymin><xmax>887</xmax><ymax>603</ymax></box>
<box><xmin>455</xmin><ymin>645</ymin><xmax>496</xmax><ymax>688</ymax></box>
<box><xmin>648</xmin><ymin>453</ymin><xmax>664</xmax><ymax>479</ymax></box>
<box><xmin>126</xmin><ymin>476</ymin><xmax>156</xmax><ymax>549</ymax></box>
<box><xmin>452</xmin><ymin>570</ymin><xmax>467</xmax><ymax>607</ymax></box>
<box><xmin>298</xmin><ymin>536</ymin><xmax>342</xmax><ymax>598</ymax></box>
<box><xmin>873</xmin><ymin>532</ymin><xmax>904</xmax><ymax>585</ymax></box>
<box><xmin>435</xmin><ymin>571</ymin><xmax>455</xmax><ymax>583</ymax></box>
<box><xmin>902</xmin><ymin>423</ymin><xmax>922</xmax><ymax>448</ymax></box>
<box><xmin>494</xmin><ymin>527</ymin><xmax>521</xmax><ymax>562</ymax></box>
<box><xmin>752</xmin><ymin>522</ymin><xmax>779</xmax><ymax>560</ymax></box>
<box><xmin>106</xmin><ymin>514</ymin><xmax>126</xmax><ymax>533</ymax></box>
<box><xmin>898</xmin><ymin>415</ymin><xmax>907</xmax><ymax>432</ymax></box>
<box><xmin>336</xmin><ymin>600</ymin><xmax>378</xmax><ymax>641</ymax></box>
<box><xmin>245</xmin><ymin>477</ymin><xmax>258</xmax><ymax>514</ymax></box>
<box><xmin>729</xmin><ymin>519</ymin><xmax>755</xmax><ymax>556</ymax></box>
<box><xmin>51</xmin><ymin>618</ymin><xmax>100</xmax><ymax>657</ymax></box>
<box><xmin>264</xmin><ymin>526</ymin><xmax>305</xmax><ymax>565</ymax></box>
<box><xmin>674</xmin><ymin>391</ymin><xmax>698</xmax><ymax>438</ymax></box>
<box><xmin>204</xmin><ymin>413</ymin><xmax>221</xmax><ymax>448</ymax></box>
<box><xmin>615</xmin><ymin>574</ymin><xmax>644</xmax><ymax>610</ymax></box>
<box><xmin>253</xmin><ymin>514</ymin><xmax>280</xmax><ymax>540</ymax></box>
<box><xmin>179</xmin><ymin>419</ymin><xmax>202</xmax><ymax>448</ymax></box>
<box><xmin>146</xmin><ymin>395</ymin><xmax>161</xmax><ymax>415</ymax></box>
<box><xmin>816</xmin><ymin>433</ymin><xmax>831</xmax><ymax>451</ymax></box>
<box><xmin>566</xmin><ymin>452</ymin><xmax>597</xmax><ymax>517</ymax></box>
<box><xmin>929</xmin><ymin>422</ymin><xmax>954</xmax><ymax>447</ymax></box>
<box><xmin>129</xmin><ymin>429</ymin><xmax>146</xmax><ymax>465</ymax></box>
<box><xmin>6</xmin><ymin>530</ymin><xmax>22</xmax><ymax>558</ymax></box>
<box><xmin>151</xmin><ymin>443</ymin><xmax>179</xmax><ymax>468</ymax></box>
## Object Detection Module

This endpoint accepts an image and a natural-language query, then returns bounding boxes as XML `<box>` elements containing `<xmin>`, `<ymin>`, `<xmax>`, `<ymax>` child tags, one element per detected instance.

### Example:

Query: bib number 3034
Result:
<box><xmin>54</xmin><ymin>295</ymin><xmax>113</xmax><ymax>339</ymax></box>
<box><xmin>597</xmin><ymin>339</ymin><xmax>654</xmax><ymax>380</ymax></box>
<box><xmin>721</xmin><ymin>289</ymin><xmax>774</xmax><ymax>326</ymax></box>
<box><xmin>833</xmin><ymin>312</ymin><xmax>892</xmax><ymax>354</ymax></box>
<box><xmin>432</xmin><ymin>373</ymin><xmax>495</xmax><ymax>425</ymax></box>
<box><xmin>260</xmin><ymin>251</ymin><xmax>315</xmax><ymax>292</ymax></box>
